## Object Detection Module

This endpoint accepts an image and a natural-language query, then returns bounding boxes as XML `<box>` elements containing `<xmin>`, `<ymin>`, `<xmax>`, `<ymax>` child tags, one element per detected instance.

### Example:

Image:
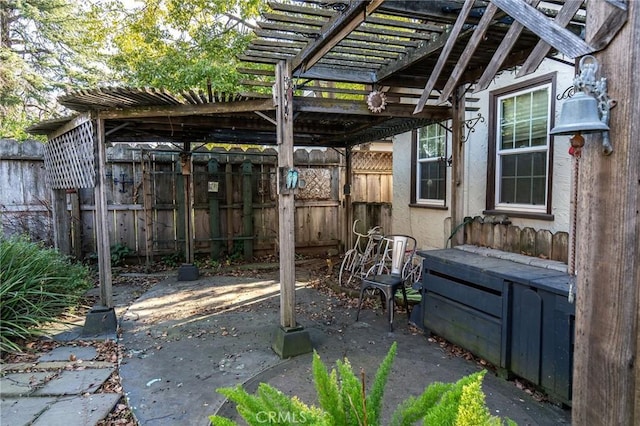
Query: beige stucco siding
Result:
<box><xmin>392</xmin><ymin>58</ymin><xmax>576</xmax><ymax>251</ymax></box>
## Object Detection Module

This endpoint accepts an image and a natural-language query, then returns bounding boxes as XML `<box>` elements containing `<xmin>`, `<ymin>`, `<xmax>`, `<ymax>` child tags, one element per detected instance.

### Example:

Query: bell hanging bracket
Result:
<box><xmin>550</xmin><ymin>55</ymin><xmax>616</xmax><ymax>155</ymax></box>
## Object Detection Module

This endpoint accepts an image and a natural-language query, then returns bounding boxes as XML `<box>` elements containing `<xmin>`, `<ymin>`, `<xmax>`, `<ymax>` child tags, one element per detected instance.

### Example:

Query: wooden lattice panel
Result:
<box><xmin>269</xmin><ymin>167</ymin><xmax>331</xmax><ymax>200</ymax></box>
<box><xmin>352</xmin><ymin>151</ymin><xmax>392</xmax><ymax>172</ymax></box>
<box><xmin>297</xmin><ymin>168</ymin><xmax>331</xmax><ymax>200</ymax></box>
<box><xmin>44</xmin><ymin>121</ymin><xmax>95</xmax><ymax>189</ymax></box>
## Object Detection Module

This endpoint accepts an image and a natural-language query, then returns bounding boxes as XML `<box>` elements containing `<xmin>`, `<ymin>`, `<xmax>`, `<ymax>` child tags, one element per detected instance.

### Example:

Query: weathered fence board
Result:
<box><xmin>352</xmin><ymin>202</ymin><xmax>392</xmax><ymax>236</ymax></box>
<box><xmin>463</xmin><ymin>216</ymin><xmax>569</xmax><ymax>263</ymax></box>
<box><xmin>0</xmin><ymin>140</ymin><xmax>52</xmax><ymax>243</ymax></box>
<box><xmin>2</xmin><ymin>140</ymin><xmax>396</xmax><ymax>259</ymax></box>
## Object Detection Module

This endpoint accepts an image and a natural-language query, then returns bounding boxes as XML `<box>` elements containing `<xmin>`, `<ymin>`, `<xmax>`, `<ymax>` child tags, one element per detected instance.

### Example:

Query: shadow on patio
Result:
<box><xmin>116</xmin><ymin>269</ymin><xmax>571</xmax><ymax>426</ymax></box>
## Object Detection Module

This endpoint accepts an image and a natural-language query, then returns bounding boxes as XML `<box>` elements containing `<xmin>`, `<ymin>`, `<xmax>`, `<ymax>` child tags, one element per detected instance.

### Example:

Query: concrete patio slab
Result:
<box><xmin>32</xmin><ymin>368</ymin><xmax>113</xmax><ymax>396</ymax></box>
<box><xmin>0</xmin><ymin>372</ymin><xmax>57</xmax><ymax>396</ymax></box>
<box><xmin>118</xmin><ymin>274</ymin><xmax>572</xmax><ymax>425</ymax></box>
<box><xmin>31</xmin><ymin>393</ymin><xmax>121</xmax><ymax>426</ymax></box>
<box><xmin>37</xmin><ymin>346</ymin><xmax>98</xmax><ymax>362</ymax></box>
<box><xmin>0</xmin><ymin>397</ymin><xmax>57</xmax><ymax>426</ymax></box>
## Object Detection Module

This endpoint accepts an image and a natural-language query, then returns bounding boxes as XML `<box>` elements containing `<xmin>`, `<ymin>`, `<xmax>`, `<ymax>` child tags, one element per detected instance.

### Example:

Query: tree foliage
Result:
<box><xmin>0</xmin><ymin>0</ymin><xmax>116</xmax><ymax>139</ymax></box>
<box><xmin>0</xmin><ymin>0</ymin><xmax>265</xmax><ymax>139</ymax></box>
<box><xmin>107</xmin><ymin>0</ymin><xmax>263</xmax><ymax>93</ymax></box>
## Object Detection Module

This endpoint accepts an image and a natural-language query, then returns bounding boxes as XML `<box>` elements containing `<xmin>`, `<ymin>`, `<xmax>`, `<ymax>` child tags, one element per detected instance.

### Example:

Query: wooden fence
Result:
<box><xmin>1</xmin><ymin>140</ymin><xmax>393</xmax><ymax>260</ymax></box>
<box><xmin>463</xmin><ymin>215</ymin><xmax>569</xmax><ymax>263</ymax></box>
<box><xmin>0</xmin><ymin>140</ymin><xmax>53</xmax><ymax>244</ymax></box>
<box><xmin>351</xmin><ymin>151</ymin><xmax>392</xmax><ymax>235</ymax></box>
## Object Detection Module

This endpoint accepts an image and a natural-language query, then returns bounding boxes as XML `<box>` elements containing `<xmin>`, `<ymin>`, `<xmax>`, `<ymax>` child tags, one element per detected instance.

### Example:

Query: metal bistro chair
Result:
<box><xmin>355</xmin><ymin>234</ymin><xmax>417</xmax><ymax>331</ymax></box>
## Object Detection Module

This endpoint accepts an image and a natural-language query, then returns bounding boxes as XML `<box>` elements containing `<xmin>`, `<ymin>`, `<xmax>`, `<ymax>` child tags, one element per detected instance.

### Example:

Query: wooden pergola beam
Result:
<box><xmin>437</xmin><ymin>2</ymin><xmax>500</xmax><ymax>103</ymax></box>
<box><xmin>490</xmin><ymin>0</ymin><xmax>594</xmax><ymax>58</ymax></box>
<box><xmin>46</xmin><ymin>112</ymin><xmax>92</xmax><ymax>141</ymax></box>
<box><xmin>291</xmin><ymin>0</ymin><xmax>384</xmax><ymax>72</ymax></box>
<box><xmin>294</xmin><ymin>97</ymin><xmax>451</xmax><ymax>119</ymax></box>
<box><xmin>292</xmin><ymin>64</ymin><xmax>376</xmax><ymax>84</ymax></box>
<box><xmin>376</xmin><ymin>25</ymin><xmax>472</xmax><ymax>83</ymax></box>
<box><xmin>516</xmin><ymin>0</ymin><xmax>584</xmax><ymax>78</ymax></box>
<box><xmin>475</xmin><ymin>0</ymin><xmax>542</xmax><ymax>91</ymax></box>
<box><xmin>97</xmin><ymin>98</ymin><xmax>275</xmax><ymax>120</ymax></box>
<box><xmin>413</xmin><ymin>0</ymin><xmax>476</xmax><ymax>114</ymax></box>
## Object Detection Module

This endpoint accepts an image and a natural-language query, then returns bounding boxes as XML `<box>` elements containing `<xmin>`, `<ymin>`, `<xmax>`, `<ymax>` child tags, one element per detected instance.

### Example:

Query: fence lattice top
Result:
<box><xmin>352</xmin><ymin>151</ymin><xmax>392</xmax><ymax>172</ymax></box>
<box><xmin>44</xmin><ymin>121</ymin><xmax>95</xmax><ymax>189</ymax></box>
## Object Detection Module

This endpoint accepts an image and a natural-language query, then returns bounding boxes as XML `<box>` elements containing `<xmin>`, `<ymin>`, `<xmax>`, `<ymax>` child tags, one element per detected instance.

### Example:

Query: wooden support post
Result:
<box><xmin>450</xmin><ymin>86</ymin><xmax>466</xmax><ymax>246</ymax></box>
<box><xmin>572</xmin><ymin>2</ymin><xmax>639</xmax><ymax>423</ymax></box>
<box><xmin>208</xmin><ymin>158</ymin><xmax>221</xmax><ymax>258</ymax></box>
<box><xmin>51</xmin><ymin>189</ymin><xmax>71</xmax><ymax>254</ymax></box>
<box><xmin>272</xmin><ymin>60</ymin><xmax>312</xmax><ymax>358</ymax></box>
<box><xmin>242</xmin><ymin>159</ymin><xmax>254</xmax><ymax>260</ymax></box>
<box><xmin>277</xmin><ymin>60</ymin><xmax>296</xmax><ymax>329</ymax></box>
<box><xmin>82</xmin><ymin>117</ymin><xmax>116</xmax><ymax>337</ymax></box>
<box><xmin>93</xmin><ymin>119</ymin><xmax>113</xmax><ymax>308</ymax></box>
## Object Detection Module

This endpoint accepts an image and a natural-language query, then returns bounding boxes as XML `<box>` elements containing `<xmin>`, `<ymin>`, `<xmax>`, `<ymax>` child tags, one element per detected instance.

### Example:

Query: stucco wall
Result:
<box><xmin>392</xmin><ymin>59</ymin><xmax>576</xmax><ymax>251</ymax></box>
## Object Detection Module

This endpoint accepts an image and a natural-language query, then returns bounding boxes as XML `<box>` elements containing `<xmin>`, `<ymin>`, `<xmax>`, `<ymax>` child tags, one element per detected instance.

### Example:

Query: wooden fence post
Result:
<box><xmin>208</xmin><ymin>158</ymin><xmax>221</xmax><ymax>258</ymax></box>
<box><xmin>344</xmin><ymin>146</ymin><xmax>352</xmax><ymax>250</ymax></box>
<box><xmin>242</xmin><ymin>159</ymin><xmax>254</xmax><ymax>260</ymax></box>
<box><xmin>225</xmin><ymin>162</ymin><xmax>233</xmax><ymax>253</ymax></box>
<box><xmin>51</xmin><ymin>189</ymin><xmax>70</xmax><ymax>254</ymax></box>
<box><xmin>176</xmin><ymin>159</ymin><xmax>186</xmax><ymax>256</ymax></box>
<box><xmin>142</xmin><ymin>153</ymin><xmax>153</xmax><ymax>268</ymax></box>
<box><xmin>70</xmin><ymin>189</ymin><xmax>81</xmax><ymax>258</ymax></box>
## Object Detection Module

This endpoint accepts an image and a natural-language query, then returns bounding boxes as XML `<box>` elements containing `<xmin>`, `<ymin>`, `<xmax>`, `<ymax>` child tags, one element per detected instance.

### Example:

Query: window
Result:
<box><xmin>487</xmin><ymin>75</ymin><xmax>555</xmax><ymax>217</ymax></box>
<box><xmin>412</xmin><ymin>123</ymin><xmax>447</xmax><ymax>206</ymax></box>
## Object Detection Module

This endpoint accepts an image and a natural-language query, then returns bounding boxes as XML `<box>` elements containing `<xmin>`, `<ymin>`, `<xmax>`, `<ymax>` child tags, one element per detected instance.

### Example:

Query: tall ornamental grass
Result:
<box><xmin>1</xmin><ymin>236</ymin><xmax>91</xmax><ymax>353</ymax></box>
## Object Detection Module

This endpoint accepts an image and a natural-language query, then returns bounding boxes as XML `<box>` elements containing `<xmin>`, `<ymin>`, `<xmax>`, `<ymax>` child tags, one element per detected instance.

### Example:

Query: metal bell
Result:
<box><xmin>550</xmin><ymin>91</ymin><xmax>610</xmax><ymax>135</ymax></box>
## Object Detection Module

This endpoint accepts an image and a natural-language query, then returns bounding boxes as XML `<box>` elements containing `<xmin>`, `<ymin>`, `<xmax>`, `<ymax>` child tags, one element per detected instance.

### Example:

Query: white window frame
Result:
<box><xmin>415</xmin><ymin>123</ymin><xmax>447</xmax><ymax>206</ymax></box>
<box><xmin>494</xmin><ymin>83</ymin><xmax>552</xmax><ymax>213</ymax></box>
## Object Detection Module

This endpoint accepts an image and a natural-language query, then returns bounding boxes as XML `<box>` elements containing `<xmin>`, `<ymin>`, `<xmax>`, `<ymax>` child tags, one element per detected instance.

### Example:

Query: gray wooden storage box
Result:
<box><xmin>418</xmin><ymin>248</ymin><xmax>575</xmax><ymax>405</ymax></box>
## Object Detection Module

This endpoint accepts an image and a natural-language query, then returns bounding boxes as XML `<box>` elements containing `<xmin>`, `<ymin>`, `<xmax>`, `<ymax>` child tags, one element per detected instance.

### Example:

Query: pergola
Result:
<box><xmin>29</xmin><ymin>1</ymin><xmax>638</xmax><ymax>422</ymax></box>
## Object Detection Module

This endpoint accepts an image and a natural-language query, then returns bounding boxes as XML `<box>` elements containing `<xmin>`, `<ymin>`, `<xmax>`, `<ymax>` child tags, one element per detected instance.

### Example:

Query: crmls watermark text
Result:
<box><xmin>256</xmin><ymin>411</ymin><xmax>309</xmax><ymax>423</ymax></box>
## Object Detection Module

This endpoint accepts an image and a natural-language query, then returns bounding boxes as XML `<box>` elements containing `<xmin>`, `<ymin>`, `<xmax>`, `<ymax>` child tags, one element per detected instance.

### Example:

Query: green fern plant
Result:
<box><xmin>209</xmin><ymin>342</ymin><xmax>516</xmax><ymax>426</ymax></box>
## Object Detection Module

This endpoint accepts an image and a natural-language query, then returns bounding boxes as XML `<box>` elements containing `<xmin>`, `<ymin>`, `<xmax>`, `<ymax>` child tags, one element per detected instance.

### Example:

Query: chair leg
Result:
<box><xmin>388</xmin><ymin>292</ymin><xmax>394</xmax><ymax>331</ymax></box>
<box><xmin>356</xmin><ymin>287</ymin><xmax>366</xmax><ymax>321</ymax></box>
<box><xmin>401</xmin><ymin>287</ymin><xmax>411</xmax><ymax>321</ymax></box>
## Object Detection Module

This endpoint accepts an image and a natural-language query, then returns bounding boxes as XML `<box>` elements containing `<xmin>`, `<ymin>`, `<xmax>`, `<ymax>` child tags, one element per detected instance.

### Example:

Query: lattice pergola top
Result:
<box><xmin>27</xmin><ymin>86</ymin><xmax>452</xmax><ymax>148</ymax></box>
<box><xmin>240</xmin><ymin>0</ymin><xmax>625</xmax><ymax>113</ymax></box>
<box><xmin>28</xmin><ymin>1</ymin><xmax>627</xmax><ymax>149</ymax></box>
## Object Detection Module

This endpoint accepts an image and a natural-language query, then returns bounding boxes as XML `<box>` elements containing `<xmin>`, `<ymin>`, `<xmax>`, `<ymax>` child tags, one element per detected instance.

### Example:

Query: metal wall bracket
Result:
<box><xmin>439</xmin><ymin>112</ymin><xmax>485</xmax><ymax>143</ymax></box>
<box><xmin>461</xmin><ymin>113</ymin><xmax>485</xmax><ymax>143</ymax></box>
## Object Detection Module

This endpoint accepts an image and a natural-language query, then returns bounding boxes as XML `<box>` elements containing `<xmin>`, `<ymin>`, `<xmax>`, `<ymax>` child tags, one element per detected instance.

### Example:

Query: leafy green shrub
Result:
<box><xmin>229</xmin><ymin>240</ymin><xmax>244</xmax><ymax>262</ymax></box>
<box><xmin>162</xmin><ymin>251</ymin><xmax>184</xmax><ymax>268</ymax></box>
<box><xmin>210</xmin><ymin>342</ymin><xmax>515</xmax><ymax>425</ymax></box>
<box><xmin>0</xmin><ymin>236</ymin><xmax>92</xmax><ymax>353</ymax></box>
<box><xmin>110</xmin><ymin>243</ymin><xmax>133</xmax><ymax>266</ymax></box>
<box><xmin>195</xmin><ymin>256</ymin><xmax>221</xmax><ymax>270</ymax></box>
